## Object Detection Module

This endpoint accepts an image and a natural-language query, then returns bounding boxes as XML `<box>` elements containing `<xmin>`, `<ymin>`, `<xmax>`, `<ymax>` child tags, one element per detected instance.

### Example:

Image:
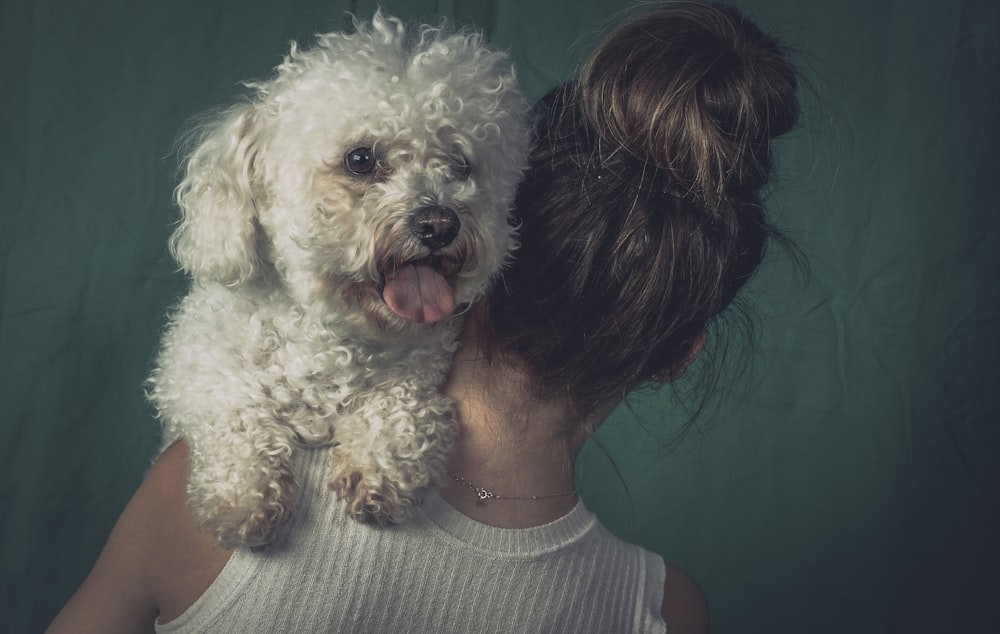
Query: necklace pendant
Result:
<box><xmin>446</xmin><ymin>467</ymin><xmax>575</xmax><ymax>503</ymax></box>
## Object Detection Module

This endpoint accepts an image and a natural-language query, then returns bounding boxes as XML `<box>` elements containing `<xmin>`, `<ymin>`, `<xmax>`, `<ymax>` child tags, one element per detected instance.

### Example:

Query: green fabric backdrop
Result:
<box><xmin>2</xmin><ymin>1</ymin><xmax>997</xmax><ymax>632</ymax></box>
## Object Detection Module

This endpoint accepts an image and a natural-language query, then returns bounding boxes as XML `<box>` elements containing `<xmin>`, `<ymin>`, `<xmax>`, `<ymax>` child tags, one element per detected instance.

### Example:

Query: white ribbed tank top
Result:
<box><xmin>156</xmin><ymin>447</ymin><xmax>667</xmax><ymax>633</ymax></box>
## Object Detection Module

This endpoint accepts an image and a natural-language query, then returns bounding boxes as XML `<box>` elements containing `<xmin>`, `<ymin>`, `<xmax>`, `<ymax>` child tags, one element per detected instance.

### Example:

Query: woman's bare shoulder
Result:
<box><xmin>47</xmin><ymin>441</ymin><xmax>231</xmax><ymax>633</ymax></box>
<box><xmin>141</xmin><ymin>441</ymin><xmax>234</xmax><ymax>622</ymax></box>
<box><xmin>661</xmin><ymin>560</ymin><xmax>710</xmax><ymax>634</ymax></box>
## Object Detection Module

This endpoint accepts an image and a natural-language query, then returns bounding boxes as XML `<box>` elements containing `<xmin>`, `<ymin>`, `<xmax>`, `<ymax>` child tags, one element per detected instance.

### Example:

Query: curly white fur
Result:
<box><xmin>146</xmin><ymin>12</ymin><xmax>531</xmax><ymax>548</ymax></box>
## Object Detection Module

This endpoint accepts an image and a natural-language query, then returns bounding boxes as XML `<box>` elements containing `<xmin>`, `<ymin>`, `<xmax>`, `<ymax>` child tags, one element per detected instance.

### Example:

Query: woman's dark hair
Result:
<box><xmin>487</xmin><ymin>1</ymin><xmax>800</xmax><ymax>415</ymax></box>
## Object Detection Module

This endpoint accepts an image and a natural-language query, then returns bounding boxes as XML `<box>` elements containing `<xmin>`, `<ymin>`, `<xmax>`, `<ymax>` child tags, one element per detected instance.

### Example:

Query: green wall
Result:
<box><xmin>2</xmin><ymin>1</ymin><xmax>996</xmax><ymax>632</ymax></box>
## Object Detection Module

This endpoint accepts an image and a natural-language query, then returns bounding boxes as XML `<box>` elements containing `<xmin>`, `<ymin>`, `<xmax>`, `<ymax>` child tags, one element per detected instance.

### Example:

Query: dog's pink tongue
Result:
<box><xmin>383</xmin><ymin>264</ymin><xmax>455</xmax><ymax>323</ymax></box>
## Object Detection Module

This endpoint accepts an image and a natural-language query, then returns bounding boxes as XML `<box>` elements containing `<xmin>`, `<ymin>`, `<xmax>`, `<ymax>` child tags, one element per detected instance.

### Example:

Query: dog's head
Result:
<box><xmin>170</xmin><ymin>12</ymin><xmax>531</xmax><ymax>338</ymax></box>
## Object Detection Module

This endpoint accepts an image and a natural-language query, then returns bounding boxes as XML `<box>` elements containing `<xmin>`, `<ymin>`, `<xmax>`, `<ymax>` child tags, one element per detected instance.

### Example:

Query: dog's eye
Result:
<box><xmin>345</xmin><ymin>147</ymin><xmax>377</xmax><ymax>175</ymax></box>
<box><xmin>452</xmin><ymin>157</ymin><xmax>472</xmax><ymax>181</ymax></box>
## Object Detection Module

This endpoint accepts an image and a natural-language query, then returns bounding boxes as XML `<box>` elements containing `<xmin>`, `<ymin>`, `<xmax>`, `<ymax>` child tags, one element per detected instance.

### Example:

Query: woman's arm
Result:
<box><xmin>46</xmin><ymin>441</ymin><xmax>230</xmax><ymax>633</ymax></box>
<box><xmin>662</xmin><ymin>561</ymin><xmax>710</xmax><ymax>634</ymax></box>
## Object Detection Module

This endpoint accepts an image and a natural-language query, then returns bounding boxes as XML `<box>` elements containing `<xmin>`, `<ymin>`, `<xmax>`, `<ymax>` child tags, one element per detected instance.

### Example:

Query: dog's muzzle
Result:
<box><xmin>380</xmin><ymin>206</ymin><xmax>463</xmax><ymax>325</ymax></box>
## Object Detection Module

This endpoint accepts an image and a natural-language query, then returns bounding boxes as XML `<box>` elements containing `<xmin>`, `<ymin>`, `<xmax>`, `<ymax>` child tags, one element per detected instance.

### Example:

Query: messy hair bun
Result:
<box><xmin>580</xmin><ymin>1</ymin><xmax>799</xmax><ymax>202</ymax></box>
<box><xmin>488</xmin><ymin>1</ymin><xmax>800</xmax><ymax>415</ymax></box>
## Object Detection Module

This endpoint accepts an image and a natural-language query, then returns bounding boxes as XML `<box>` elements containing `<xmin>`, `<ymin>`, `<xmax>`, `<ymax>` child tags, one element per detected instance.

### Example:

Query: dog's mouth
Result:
<box><xmin>380</xmin><ymin>255</ymin><xmax>462</xmax><ymax>324</ymax></box>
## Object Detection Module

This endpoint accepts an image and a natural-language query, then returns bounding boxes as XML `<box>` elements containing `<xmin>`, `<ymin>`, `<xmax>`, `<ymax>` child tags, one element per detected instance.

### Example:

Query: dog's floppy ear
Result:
<box><xmin>170</xmin><ymin>106</ymin><xmax>264</xmax><ymax>286</ymax></box>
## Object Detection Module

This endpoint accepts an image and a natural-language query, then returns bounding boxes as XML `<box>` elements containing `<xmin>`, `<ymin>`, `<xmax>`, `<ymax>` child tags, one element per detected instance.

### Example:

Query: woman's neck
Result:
<box><xmin>438</xmin><ymin>313</ymin><xmax>587</xmax><ymax>528</ymax></box>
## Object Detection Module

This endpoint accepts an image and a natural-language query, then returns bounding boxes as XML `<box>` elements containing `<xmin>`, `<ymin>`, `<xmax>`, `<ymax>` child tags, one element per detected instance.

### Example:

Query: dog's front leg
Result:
<box><xmin>184</xmin><ymin>423</ymin><xmax>300</xmax><ymax>548</ymax></box>
<box><xmin>328</xmin><ymin>388</ymin><xmax>456</xmax><ymax>524</ymax></box>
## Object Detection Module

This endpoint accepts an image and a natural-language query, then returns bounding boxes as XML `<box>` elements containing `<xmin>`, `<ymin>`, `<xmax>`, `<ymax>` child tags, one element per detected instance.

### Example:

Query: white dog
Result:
<box><xmin>146</xmin><ymin>12</ymin><xmax>531</xmax><ymax>548</ymax></box>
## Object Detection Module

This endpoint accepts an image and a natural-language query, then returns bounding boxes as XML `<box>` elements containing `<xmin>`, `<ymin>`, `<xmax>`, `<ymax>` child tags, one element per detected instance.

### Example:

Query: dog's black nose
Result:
<box><xmin>408</xmin><ymin>206</ymin><xmax>460</xmax><ymax>250</ymax></box>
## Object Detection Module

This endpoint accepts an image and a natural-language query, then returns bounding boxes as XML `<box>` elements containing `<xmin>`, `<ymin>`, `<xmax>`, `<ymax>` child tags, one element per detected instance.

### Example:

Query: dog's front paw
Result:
<box><xmin>190</xmin><ymin>463</ymin><xmax>299</xmax><ymax>549</ymax></box>
<box><xmin>328</xmin><ymin>453</ymin><xmax>412</xmax><ymax>525</ymax></box>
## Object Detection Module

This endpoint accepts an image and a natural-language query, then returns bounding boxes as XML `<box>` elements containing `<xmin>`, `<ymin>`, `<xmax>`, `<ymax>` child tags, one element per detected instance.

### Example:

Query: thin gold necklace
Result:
<box><xmin>445</xmin><ymin>468</ymin><xmax>577</xmax><ymax>502</ymax></box>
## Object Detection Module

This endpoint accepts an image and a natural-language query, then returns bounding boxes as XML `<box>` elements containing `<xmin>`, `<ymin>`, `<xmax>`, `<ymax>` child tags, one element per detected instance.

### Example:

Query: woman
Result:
<box><xmin>48</xmin><ymin>2</ymin><xmax>799</xmax><ymax>632</ymax></box>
